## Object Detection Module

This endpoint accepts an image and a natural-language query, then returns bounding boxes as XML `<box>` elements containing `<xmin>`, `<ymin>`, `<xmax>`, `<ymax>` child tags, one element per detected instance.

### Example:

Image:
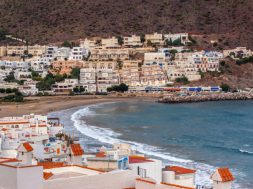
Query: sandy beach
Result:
<box><xmin>0</xmin><ymin>95</ymin><xmax>156</xmax><ymax>117</ymax></box>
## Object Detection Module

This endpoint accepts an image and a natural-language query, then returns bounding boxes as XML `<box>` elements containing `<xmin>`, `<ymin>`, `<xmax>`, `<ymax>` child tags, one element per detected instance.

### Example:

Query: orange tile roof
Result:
<box><xmin>218</xmin><ymin>167</ymin><xmax>234</xmax><ymax>182</ymax></box>
<box><xmin>96</xmin><ymin>151</ymin><xmax>106</xmax><ymax>158</ymax></box>
<box><xmin>70</xmin><ymin>144</ymin><xmax>84</xmax><ymax>156</ymax></box>
<box><xmin>129</xmin><ymin>155</ymin><xmax>154</xmax><ymax>164</ymax></box>
<box><xmin>0</xmin><ymin>158</ymin><xmax>20</xmax><ymax>163</ymax></box>
<box><xmin>136</xmin><ymin>178</ymin><xmax>156</xmax><ymax>185</ymax></box>
<box><xmin>43</xmin><ymin>172</ymin><xmax>54</xmax><ymax>180</ymax></box>
<box><xmin>0</xmin><ymin>121</ymin><xmax>29</xmax><ymax>125</ymax></box>
<box><xmin>22</xmin><ymin>142</ymin><xmax>33</xmax><ymax>152</ymax></box>
<box><xmin>38</xmin><ymin>162</ymin><xmax>64</xmax><ymax>169</ymax></box>
<box><xmin>161</xmin><ymin>182</ymin><xmax>195</xmax><ymax>189</ymax></box>
<box><xmin>166</xmin><ymin>166</ymin><xmax>196</xmax><ymax>175</ymax></box>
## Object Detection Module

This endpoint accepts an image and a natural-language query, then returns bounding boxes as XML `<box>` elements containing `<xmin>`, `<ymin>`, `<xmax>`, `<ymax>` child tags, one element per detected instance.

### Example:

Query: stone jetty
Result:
<box><xmin>158</xmin><ymin>92</ymin><xmax>253</xmax><ymax>104</ymax></box>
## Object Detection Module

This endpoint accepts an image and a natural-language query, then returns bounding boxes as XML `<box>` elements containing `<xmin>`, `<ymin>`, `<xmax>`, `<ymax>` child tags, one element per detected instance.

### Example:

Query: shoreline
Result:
<box><xmin>0</xmin><ymin>95</ymin><xmax>157</xmax><ymax>117</ymax></box>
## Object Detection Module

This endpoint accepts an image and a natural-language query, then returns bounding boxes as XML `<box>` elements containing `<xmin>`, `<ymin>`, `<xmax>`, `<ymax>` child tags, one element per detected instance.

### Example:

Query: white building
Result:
<box><xmin>69</xmin><ymin>47</ymin><xmax>87</xmax><ymax>60</ymax></box>
<box><xmin>164</xmin><ymin>33</ymin><xmax>190</xmax><ymax>45</ymax></box>
<box><xmin>223</xmin><ymin>47</ymin><xmax>252</xmax><ymax>59</ymax></box>
<box><xmin>51</xmin><ymin>79</ymin><xmax>78</xmax><ymax>93</ymax></box>
<box><xmin>129</xmin><ymin>155</ymin><xmax>162</xmax><ymax>183</ymax></box>
<box><xmin>45</xmin><ymin>46</ymin><xmax>58</xmax><ymax>61</ymax></box>
<box><xmin>31</xmin><ymin>57</ymin><xmax>51</xmax><ymax>72</ymax></box>
<box><xmin>210</xmin><ymin>167</ymin><xmax>234</xmax><ymax>189</ymax></box>
<box><xmin>144</xmin><ymin>52</ymin><xmax>168</xmax><ymax>70</ymax></box>
<box><xmin>55</xmin><ymin>47</ymin><xmax>71</xmax><ymax>60</ymax></box>
<box><xmin>162</xmin><ymin>166</ymin><xmax>196</xmax><ymax>188</ymax></box>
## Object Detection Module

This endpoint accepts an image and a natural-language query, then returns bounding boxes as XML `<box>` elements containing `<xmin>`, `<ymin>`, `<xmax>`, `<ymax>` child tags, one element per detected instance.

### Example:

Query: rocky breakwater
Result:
<box><xmin>158</xmin><ymin>92</ymin><xmax>253</xmax><ymax>104</ymax></box>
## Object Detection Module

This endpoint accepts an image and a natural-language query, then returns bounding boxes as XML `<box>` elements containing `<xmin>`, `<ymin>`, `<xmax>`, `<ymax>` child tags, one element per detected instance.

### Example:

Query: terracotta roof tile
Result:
<box><xmin>129</xmin><ymin>155</ymin><xmax>153</xmax><ymax>164</ymax></box>
<box><xmin>38</xmin><ymin>162</ymin><xmax>64</xmax><ymax>169</ymax></box>
<box><xmin>22</xmin><ymin>142</ymin><xmax>33</xmax><ymax>152</ymax></box>
<box><xmin>218</xmin><ymin>167</ymin><xmax>234</xmax><ymax>182</ymax></box>
<box><xmin>70</xmin><ymin>144</ymin><xmax>84</xmax><ymax>156</ymax></box>
<box><xmin>166</xmin><ymin>166</ymin><xmax>196</xmax><ymax>175</ymax></box>
<box><xmin>161</xmin><ymin>182</ymin><xmax>195</xmax><ymax>189</ymax></box>
<box><xmin>43</xmin><ymin>172</ymin><xmax>54</xmax><ymax>180</ymax></box>
<box><xmin>96</xmin><ymin>151</ymin><xmax>106</xmax><ymax>158</ymax></box>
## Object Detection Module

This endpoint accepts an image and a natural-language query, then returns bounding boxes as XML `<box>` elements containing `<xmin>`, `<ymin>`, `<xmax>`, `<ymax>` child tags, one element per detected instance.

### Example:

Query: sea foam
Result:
<box><xmin>70</xmin><ymin>103</ymin><xmax>241</xmax><ymax>188</ymax></box>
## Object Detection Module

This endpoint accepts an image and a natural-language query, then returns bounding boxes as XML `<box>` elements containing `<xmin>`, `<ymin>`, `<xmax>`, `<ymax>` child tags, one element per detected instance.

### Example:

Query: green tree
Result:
<box><xmin>175</xmin><ymin>76</ymin><xmax>190</xmax><ymax>84</ymax></box>
<box><xmin>107</xmin><ymin>83</ymin><xmax>128</xmax><ymax>92</ymax></box>
<box><xmin>79</xmin><ymin>86</ymin><xmax>85</xmax><ymax>93</ymax></box>
<box><xmin>0</xmin><ymin>28</ymin><xmax>8</xmax><ymax>41</ymax></box>
<box><xmin>147</xmin><ymin>40</ymin><xmax>153</xmax><ymax>47</ymax></box>
<box><xmin>117</xmin><ymin>36</ymin><xmax>124</xmax><ymax>46</ymax></box>
<box><xmin>61</xmin><ymin>40</ymin><xmax>72</xmax><ymax>48</ymax></box>
<box><xmin>140</xmin><ymin>34</ymin><xmax>145</xmax><ymax>43</ymax></box>
<box><xmin>220</xmin><ymin>83</ymin><xmax>230</xmax><ymax>92</ymax></box>
<box><xmin>70</xmin><ymin>67</ymin><xmax>80</xmax><ymax>79</ymax></box>
<box><xmin>4</xmin><ymin>72</ymin><xmax>16</xmax><ymax>82</ymax></box>
<box><xmin>73</xmin><ymin>87</ymin><xmax>79</xmax><ymax>93</ymax></box>
<box><xmin>172</xmin><ymin>38</ymin><xmax>183</xmax><ymax>46</ymax></box>
<box><xmin>0</xmin><ymin>88</ymin><xmax>5</xmax><ymax>93</ymax></box>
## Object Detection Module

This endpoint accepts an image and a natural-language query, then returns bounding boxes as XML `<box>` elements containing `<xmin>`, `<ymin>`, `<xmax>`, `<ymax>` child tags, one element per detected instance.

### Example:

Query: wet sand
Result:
<box><xmin>0</xmin><ymin>95</ymin><xmax>156</xmax><ymax>117</ymax></box>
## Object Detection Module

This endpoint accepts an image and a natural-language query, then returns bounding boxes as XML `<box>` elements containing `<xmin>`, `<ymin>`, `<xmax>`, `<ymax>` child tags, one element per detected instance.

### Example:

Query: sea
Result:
<box><xmin>49</xmin><ymin>100</ymin><xmax>253</xmax><ymax>188</ymax></box>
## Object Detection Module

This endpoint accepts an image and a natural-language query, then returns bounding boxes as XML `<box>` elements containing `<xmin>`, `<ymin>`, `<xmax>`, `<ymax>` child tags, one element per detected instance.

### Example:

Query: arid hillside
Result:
<box><xmin>0</xmin><ymin>0</ymin><xmax>253</xmax><ymax>47</ymax></box>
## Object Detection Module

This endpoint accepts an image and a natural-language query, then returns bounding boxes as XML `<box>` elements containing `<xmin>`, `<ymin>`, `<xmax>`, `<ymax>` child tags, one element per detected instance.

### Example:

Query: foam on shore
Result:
<box><xmin>70</xmin><ymin>103</ymin><xmax>217</xmax><ymax>187</ymax></box>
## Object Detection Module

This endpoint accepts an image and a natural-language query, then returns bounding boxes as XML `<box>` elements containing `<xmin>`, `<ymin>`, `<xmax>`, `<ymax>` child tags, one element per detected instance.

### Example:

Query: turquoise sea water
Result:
<box><xmin>50</xmin><ymin>100</ymin><xmax>253</xmax><ymax>188</ymax></box>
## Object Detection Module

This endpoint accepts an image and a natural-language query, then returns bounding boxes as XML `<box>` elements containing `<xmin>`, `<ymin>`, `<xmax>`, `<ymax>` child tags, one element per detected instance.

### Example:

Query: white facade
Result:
<box><xmin>129</xmin><ymin>157</ymin><xmax>162</xmax><ymax>183</ymax></box>
<box><xmin>164</xmin><ymin>33</ymin><xmax>190</xmax><ymax>45</ymax></box>
<box><xmin>69</xmin><ymin>47</ymin><xmax>87</xmax><ymax>60</ymax></box>
<box><xmin>55</xmin><ymin>47</ymin><xmax>71</xmax><ymax>60</ymax></box>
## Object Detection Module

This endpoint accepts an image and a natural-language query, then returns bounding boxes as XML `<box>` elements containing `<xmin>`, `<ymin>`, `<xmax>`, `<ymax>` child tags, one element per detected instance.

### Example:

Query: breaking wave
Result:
<box><xmin>70</xmin><ymin>103</ymin><xmax>241</xmax><ymax>188</ymax></box>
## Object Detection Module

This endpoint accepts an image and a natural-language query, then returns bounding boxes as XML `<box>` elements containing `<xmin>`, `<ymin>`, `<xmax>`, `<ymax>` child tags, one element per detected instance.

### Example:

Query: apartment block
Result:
<box><xmin>90</xmin><ymin>48</ymin><xmax>129</xmax><ymax>61</ymax></box>
<box><xmin>164</xmin><ymin>33</ymin><xmax>190</xmax><ymax>45</ymax></box>
<box><xmin>123</xmin><ymin>35</ymin><xmax>142</xmax><ymax>47</ymax></box>
<box><xmin>80</xmin><ymin>38</ymin><xmax>98</xmax><ymax>49</ymax></box>
<box><xmin>140</xmin><ymin>63</ymin><xmax>168</xmax><ymax>86</ymax></box>
<box><xmin>101</xmin><ymin>37</ymin><xmax>119</xmax><ymax>48</ymax></box>
<box><xmin>120</xmin><ymin>60</ymin><xmax>141</xmax><ymax>86</ymax></box>
<box><xmin>50</xmin><ymin>60</ymin><xmax>84</xmax><ymax>75</ymax></box>
<box><xmin>145</xmin><ymin>32</ymin><xmax>163</xmax><ymax>45</ymax></box>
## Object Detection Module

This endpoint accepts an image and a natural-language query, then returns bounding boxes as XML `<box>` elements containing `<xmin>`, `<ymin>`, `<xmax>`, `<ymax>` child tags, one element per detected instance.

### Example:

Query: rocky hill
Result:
<box><xmin>0</xmin><ymin>0</ymin><xmax>253</xmax><ymax>48</ymax></box>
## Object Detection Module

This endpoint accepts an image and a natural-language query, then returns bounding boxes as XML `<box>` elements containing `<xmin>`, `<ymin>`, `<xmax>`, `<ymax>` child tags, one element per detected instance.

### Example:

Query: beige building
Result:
<box><xmin>120</xmin><ymin>60</ymin><xmax>141</xmax><ymax>86</ymax></box>
<box><xmin>7</xmin><ymin>45</ymin><xmax>47</xmax><ymax>57</ymax></box>
<box><xmin>145</xmin><ymin>33</ymin><xmax>163</xmax><ymax>45</ymax></box>
<box><xmin>144</xmin><ymin>52</ymin><xmax>168</xmax><ymax>70</ymax></box>
<box><xmin>140</xmin><ymin>63</ymin><xmax>168</xmax><ymax>86</ymax></box>
<box><xmin>223</xmin><ymin>47</ymin><xmax>252</xmax><ymax>59</ymax></box>
<box><xmin>0</xmin><ymin>46</ymin><xmax>7</xmax><ymax>57</ymax></box>
<box><xmin>123</xmin><ymin>35</ymin><xmax>142</xmax><ymax>47</ymax></box>
<box><xmin>80</xmin><ymin>67</ymin><xmax>119</xmax><ymax>92</ymax></box>
<box><xmin>50</xmin><ymin>60</ymin><xmax>84</xmax><ymax>75</ymax></box>
<box><xmin>101</xmin><ymin>37</ymin><xmax>119</xmax><ymax>48</ymax></box>
<box><xmin>167</xmin><ymin>52</ymin><xmax>201</xmax><ymax>81</ymax></box>
<box><xmin>80</xmin><ymin>38</ymin><xmax>98</xmax><ymax>49</ymax></box>
<box><xmin>90</xmin><ymin>48</ymin><xmax>129</xmax><ymax>61</ymax></box>
<box><xmin>82</xmin><ymin>60</ymin><xmax>116</xmax><ymax>70</ymax></box>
